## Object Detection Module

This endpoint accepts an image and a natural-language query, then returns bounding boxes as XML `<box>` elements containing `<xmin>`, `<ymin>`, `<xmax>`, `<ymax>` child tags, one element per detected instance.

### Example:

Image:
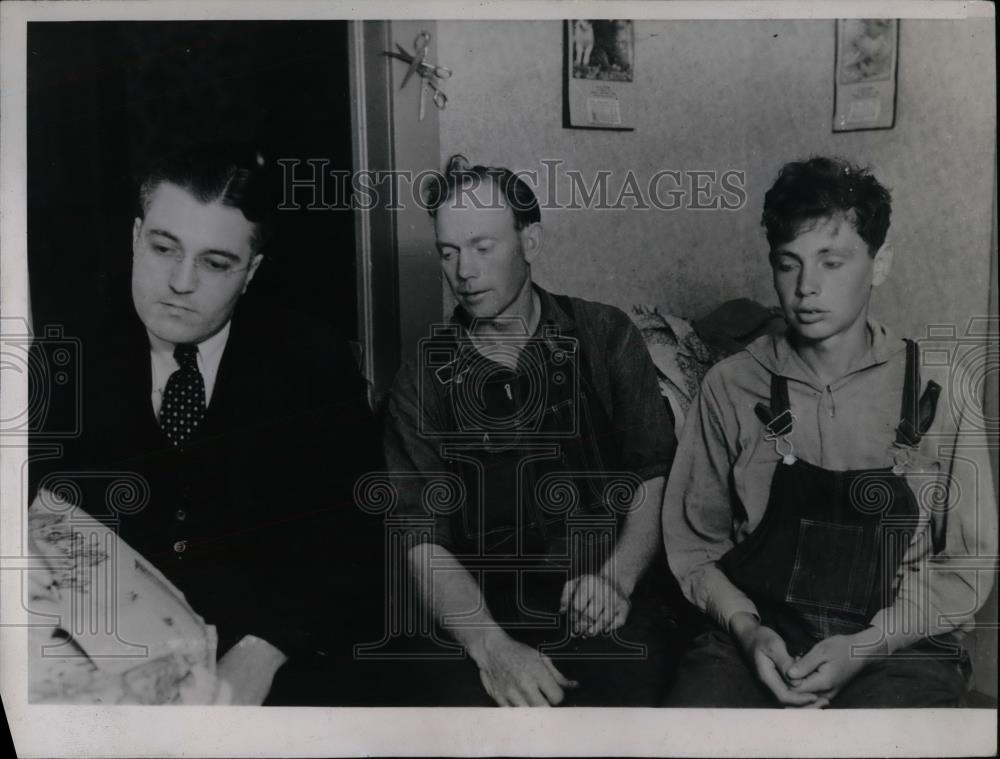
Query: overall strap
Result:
<box><xmin>895</xmin><ymin>339</ymin><xmax>920</xmax><ymax>446</ymax></box>
<box><xmin>754</xmin><ymin>373</ymin><xmax>795</xmax><ymax>438</ymax></box>
<box><xmin>892</xmin><ymin>339</ymin><xmax>945</xmax><ymax>552</ymax></box>
<box><xmin>549</xmin><ymin>292</ymin><xmax>625</xmax><ymax>470</ymax></box>
<box><xmin>895</xmin><ymin>339</ymin><xmax>941</xmax><ymax>447</ymax></box>
<box><xmin>549</xmin><ymin>293</ymin><xmax>599</xmax><ymax>411</ymax></box>
<box><xmin>771</xmin><ymin>372</ymin><xmax>791</xmax><ymax>416</ymax></box>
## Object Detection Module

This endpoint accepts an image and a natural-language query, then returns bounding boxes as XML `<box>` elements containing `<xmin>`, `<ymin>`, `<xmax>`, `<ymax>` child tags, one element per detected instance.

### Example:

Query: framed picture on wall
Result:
<box><xmin>564</xmin><ymin>19</ymin><xmax>636</xmax><ymax>130</ymax></box>
<box><xmin>833</xmin><ymin>18</ymin><xmax>899</xmax><ymax>131</ymax></box>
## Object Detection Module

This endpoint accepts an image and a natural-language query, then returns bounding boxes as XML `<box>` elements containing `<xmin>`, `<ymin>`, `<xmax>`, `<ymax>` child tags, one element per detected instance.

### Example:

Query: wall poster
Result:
<box><xmin>565</xmin><ymin>19</ymin><xmax>636</xmax><ymax>130</ymax></box>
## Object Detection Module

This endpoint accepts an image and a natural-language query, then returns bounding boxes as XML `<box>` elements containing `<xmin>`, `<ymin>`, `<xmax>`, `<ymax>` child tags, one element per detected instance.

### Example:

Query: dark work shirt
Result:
<box><xmin>383</xmin><ymin>285</ymin><xmax>675</xmax><ymax>554</ymax></box>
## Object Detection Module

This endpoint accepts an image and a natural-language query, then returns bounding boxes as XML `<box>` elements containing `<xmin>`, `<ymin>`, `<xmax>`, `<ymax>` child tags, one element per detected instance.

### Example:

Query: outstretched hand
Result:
<box><xmin>475</xmin><ymin>631</ymin><xmax>579</xmax><ymax>706</ymax></box>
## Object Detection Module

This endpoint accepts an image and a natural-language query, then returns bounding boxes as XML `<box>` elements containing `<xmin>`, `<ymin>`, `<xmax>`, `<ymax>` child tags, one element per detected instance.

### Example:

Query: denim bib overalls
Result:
<box><xmin>719</xmin><ymin>340</ymin><xmax>941</xmax><ymax>656</ymax></box>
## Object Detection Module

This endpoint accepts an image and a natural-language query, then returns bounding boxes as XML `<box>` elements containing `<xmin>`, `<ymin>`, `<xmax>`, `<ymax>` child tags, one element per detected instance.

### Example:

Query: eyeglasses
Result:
<box><xmin>137</xmin><ymin>238</ymin><xmax>255</xmax><ymax>279</ymax></box>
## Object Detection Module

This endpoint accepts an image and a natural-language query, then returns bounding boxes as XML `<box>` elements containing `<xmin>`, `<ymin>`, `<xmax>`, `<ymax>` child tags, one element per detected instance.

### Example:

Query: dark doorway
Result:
<box><xmin>27</xmin><ymin>20</ymin><xmax>356</xmax><ymax>339</ymax></box>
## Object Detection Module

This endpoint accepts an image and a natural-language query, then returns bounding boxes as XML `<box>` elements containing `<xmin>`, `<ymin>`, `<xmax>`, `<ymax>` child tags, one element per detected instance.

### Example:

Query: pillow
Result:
<box><xmin>629</xmin><ymin>305</ymin><xmax>728</xmax><ymax>430</ymax></box>
<box><xmin>630</xmin><ymin>299</ymin><xmax>785</xmax><ymax>430</ymax></box>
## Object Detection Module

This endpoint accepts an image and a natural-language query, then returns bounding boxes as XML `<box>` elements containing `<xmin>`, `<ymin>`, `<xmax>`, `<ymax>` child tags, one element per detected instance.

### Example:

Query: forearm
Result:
<box><xmin>869</xmin><ymin>561</ymin><xmax>983</xmax><ymax>655</ymax></box>
<box><xmin>729</xmin><ymin>610</ymin><xmax>761</xmax><ymax>650</ymax></box>
<box><xmin>871</xmin><ymin>423</ymin><xmax>998</xmax><ymax>655</ymax></box>
<box><xmin>407</xmin><ymin>543</ymin><xmax>509</xmax><ymax>664</ymax></box>
<box><xmin>600</xmin><ymin>476</ymin><xmax>665</xmax><ymax>595</ymax></box>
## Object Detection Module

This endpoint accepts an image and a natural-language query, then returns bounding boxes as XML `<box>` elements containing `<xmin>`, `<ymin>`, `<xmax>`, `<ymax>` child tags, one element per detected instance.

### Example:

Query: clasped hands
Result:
<box><xmin>731</xmin><ymin>612</ymin><xmax>886</xmax><ymax>708</ymax></box>
<box><xmin>560</xmin><ymin>572</ymin><xmax>632</xmax><ymax>638</ymax></box>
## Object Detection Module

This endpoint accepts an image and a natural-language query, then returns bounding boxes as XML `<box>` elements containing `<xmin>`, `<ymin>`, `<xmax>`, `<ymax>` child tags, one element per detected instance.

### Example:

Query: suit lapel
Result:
<box><xmin>200</xmin><ymin>309</ymin><xmax>280</xmax><ymax>441</ymax></box>
<box><xmin>86</xmin><ymin>315</ymin><xmax>166</xmax><ymax>465</ymax></box>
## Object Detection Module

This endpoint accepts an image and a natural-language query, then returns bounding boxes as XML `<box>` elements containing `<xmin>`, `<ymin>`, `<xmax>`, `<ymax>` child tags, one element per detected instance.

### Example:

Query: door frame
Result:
<box><xmin>349</xmin><ymin>19</ymin><xmax>443</xmax><ymax>406</ymax></box>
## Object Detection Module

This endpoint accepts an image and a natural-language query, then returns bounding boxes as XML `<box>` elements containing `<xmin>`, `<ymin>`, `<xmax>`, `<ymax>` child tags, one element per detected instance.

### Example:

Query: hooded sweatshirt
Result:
<box><xmin>663</xmin><ymin>319</ymin><xmax>996</xmax><ymax>654</ymax></box>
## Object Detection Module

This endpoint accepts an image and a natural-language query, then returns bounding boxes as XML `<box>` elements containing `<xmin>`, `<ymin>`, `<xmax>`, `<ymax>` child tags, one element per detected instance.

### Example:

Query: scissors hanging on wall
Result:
<box><xmin>382</xmin><ymin>30</ymin><xmax>451</xmax><ymax>120</ymax></box>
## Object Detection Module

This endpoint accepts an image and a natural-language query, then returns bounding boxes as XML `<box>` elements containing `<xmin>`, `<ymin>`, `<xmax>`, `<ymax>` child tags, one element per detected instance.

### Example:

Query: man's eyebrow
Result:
<box><xmin>146</xmin><ymin>229</ymin><xmax>241</xmax><ymax>260</ymax></box>
<box><xmin>201</xmin><ymin>249</ymin><xmax>241</xmax><ymax>262</ymax></box>
<box><xmin>435</xmin><ymin>236</ymin><xmax>495</xmax><ymax>249</ymax></box>
<box><xmin>145</xmin><ymin>228</ymin><xmax>181</xmax><ymax>244</ymax></box>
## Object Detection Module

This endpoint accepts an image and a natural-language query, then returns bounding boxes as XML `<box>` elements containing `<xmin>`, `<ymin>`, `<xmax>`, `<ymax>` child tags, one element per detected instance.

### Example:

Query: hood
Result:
<box><xmin>743</xmin><ymin>318</ymin><xmax>906</xmax><ymax>385</ymax></box>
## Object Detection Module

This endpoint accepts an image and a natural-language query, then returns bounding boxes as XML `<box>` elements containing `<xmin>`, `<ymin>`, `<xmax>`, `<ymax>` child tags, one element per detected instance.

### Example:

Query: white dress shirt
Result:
<box><xmin>148</xmin><ymin>322</ymin><xmax>231</xmax><ymax>420</ymax></box>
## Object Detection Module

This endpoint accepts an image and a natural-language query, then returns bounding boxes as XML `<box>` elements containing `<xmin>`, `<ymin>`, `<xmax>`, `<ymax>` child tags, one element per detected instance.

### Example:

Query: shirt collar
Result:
<box><xmin>193</xmin><ymin>321</ymin><xmax>230</xmax><ymax>370</ymax></box>
<box><xmin>535</xmin><ymin>284</ymin><xmax>577</xmax><ymax>334</ymax></box>
<box><xmin>147</xmin><ymin>321</ymin><xmax>232</xmax><ymax>405</ymax></box>
<box><xmin>449</xmin><ymin>284</ymin><xmax>576</xmax><ymax>337</ymax></box>
<box><xmin>748</xmin><ymin>317</ymin><xmax>904</xmax><ymax>387</ymax></box>
<box><xmin>147</xmin><ymin>320</ymin><xmax>231</xmax><ymax>365</ymax></box>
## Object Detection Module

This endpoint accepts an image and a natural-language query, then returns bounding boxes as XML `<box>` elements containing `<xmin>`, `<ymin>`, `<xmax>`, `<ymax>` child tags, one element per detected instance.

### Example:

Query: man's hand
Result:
<box><xmin>216</xmin><ymin>635</ymin><xmax>288</xmax><ymax>706</ymax></box>
<box><xmin>785</xmin><ymin>630</ymin><xmax>886</xmax><ymax>702</ymax></box>
<box><xmin>471</xmin><ymin>629</ymin><xmax>578</xmax><ymax>706</ymax></box>
<box><xmin>730</xmin><ymin>612</ymin><xmax>826</xmax><ymax>708</ymax></box>
<box><xmin>559</xmin><ymin>574</ymin><xmax>631</xmax><ymax>637</ymax></box>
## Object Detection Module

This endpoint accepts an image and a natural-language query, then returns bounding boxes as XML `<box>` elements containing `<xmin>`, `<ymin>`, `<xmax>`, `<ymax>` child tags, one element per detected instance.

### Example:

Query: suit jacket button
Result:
<box><xmin>173</xmin><ymin>540</ymin><xmax>187</xmax><ymax>554</ymax></box>
<box><xmin>175</xmin><ymin>509</ymin><xmax>187</xmax><ymax>521</ymax></box>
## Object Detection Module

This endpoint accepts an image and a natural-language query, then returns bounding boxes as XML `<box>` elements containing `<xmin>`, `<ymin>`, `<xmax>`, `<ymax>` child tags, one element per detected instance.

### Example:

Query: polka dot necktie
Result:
<box><xmin>159</xmin><ymin>344</ymin><xmax>206</xmax><ymax>447</ymax></box>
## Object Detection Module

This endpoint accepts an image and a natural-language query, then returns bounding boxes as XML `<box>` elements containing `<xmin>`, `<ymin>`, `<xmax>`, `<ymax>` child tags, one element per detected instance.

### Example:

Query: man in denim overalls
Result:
<box><xmin>663</xmin><ymin>157</ymin><xmax>996</xmax><ymax>707</ymax></box>
<box><xmin>383</xmin><ymin>156</ymin><xmax>680</xmax><ymax>706</ymax></box>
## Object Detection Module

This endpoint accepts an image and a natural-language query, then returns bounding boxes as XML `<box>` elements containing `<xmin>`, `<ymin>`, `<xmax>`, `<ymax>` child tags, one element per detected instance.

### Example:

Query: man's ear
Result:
<box><xmin>242</xmin><ymin>253</ymin><xmax>264</xmax><ymax>294</ymax></box>
<box><xmin>132</xmin><ymin>218</ymin><xmax>142</xmax><ymax>251</ymax></box>
<box><xmin>519</xmin><ymin>222</ymin><xmax>543</xmax><ymax>264</ymax></box>
<box><xmin>872</xmin><ymin>243</ymin><xmax>893</xmax><ymax>287</ymax></box>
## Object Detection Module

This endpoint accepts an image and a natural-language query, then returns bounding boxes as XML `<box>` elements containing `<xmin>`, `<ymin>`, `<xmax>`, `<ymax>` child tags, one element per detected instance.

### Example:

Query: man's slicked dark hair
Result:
<box><xmin>136</xmin><ymin>142</ymin><xmax>273</xmax><ymax>253</ymax></box>
<box><xmin>762</xmin><ymin>156</ymin><xmax>892</xmax><ymax>254</ymax></box>
<box><xmin>424</xmin><ymin>154</ymin><xmax>541</xmax><ymax>230</ymax></box>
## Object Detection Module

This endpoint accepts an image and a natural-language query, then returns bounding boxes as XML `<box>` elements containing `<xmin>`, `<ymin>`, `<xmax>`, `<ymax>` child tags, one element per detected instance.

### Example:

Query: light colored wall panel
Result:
<box><xmin>437</xmin><ymin>19</ymin><xmax>995</xmax><ymax>341</ymax></box>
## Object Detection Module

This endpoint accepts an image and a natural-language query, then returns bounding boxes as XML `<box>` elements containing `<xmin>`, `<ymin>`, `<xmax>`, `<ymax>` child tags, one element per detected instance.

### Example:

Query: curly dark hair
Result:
<box><xmin>424</xmin><ymin>154</ymin><xmax>541</xmax><ymax>230</ymax></box>
<box><xmin>762</xmin><ymin>156</ymin><xmax>892</xmax><ymax>254</ymax></box>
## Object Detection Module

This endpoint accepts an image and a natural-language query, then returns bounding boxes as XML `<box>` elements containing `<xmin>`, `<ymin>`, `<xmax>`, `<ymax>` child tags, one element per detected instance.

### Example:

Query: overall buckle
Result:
<box><xmin>763</xmin><ymin>408</ymin><xmax>795</xmax><ymax>439</ymax></box>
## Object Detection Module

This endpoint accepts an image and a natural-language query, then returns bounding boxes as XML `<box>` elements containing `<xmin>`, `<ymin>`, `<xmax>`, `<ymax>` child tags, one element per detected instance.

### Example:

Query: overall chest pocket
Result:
<box><xmin>785</xmin><ymin>519</ymin><xmax>879</xmax><ymax>615</ymax></box>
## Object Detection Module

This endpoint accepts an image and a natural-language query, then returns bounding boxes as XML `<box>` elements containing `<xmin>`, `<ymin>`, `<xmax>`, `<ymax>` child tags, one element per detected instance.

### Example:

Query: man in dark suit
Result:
<box><xmin>35</xmin><ymin>145</ymin><xmax>382</xmax><ymax>704</ymax></box>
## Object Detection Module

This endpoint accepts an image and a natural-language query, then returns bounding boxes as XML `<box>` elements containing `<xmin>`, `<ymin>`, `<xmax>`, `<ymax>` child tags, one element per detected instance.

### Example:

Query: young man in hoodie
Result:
<box><xmin>662</xmin><ymin>156</ymin><xmax>996</xmax><ymax>707</ymax></box>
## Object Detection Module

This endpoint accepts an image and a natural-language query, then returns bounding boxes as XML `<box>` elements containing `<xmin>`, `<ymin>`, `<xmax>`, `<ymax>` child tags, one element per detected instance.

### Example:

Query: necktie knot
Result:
<box><xmin>174</xmin><ymin>344</ymin><xmax>199</xmax><ymax>371</ymax></box>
